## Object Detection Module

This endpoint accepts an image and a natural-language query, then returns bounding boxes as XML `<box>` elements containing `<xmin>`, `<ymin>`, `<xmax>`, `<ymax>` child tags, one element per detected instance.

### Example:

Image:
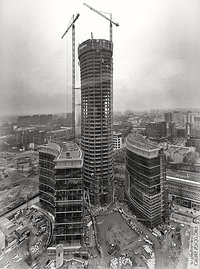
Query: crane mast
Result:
<box><xmin>61</xmin><ymin>14</ymin><xmax>79</xmax><ymax>139</ymax></box>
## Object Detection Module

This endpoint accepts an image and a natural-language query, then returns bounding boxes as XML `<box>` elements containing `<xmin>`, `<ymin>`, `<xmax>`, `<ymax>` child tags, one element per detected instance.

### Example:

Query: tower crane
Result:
<box><xmin>83</xmin><ymin>3</ymin><xmax>119</xmax><ymax>42</ymax></box>
<box><xmin>83</xmin><ymin>3</ymin><xmax>119</xmax><ymax>148</ymax></box>
<box><xmin>61</xmin><ymin>13</ymin><xmax>80</xmax><ymax>139</ymax></box>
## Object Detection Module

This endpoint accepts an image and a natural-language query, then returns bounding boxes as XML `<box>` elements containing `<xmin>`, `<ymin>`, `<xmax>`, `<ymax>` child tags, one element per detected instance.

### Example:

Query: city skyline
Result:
<box><xmin>1</xmin><ymin>0</ymin><xmax>200</xmax><ymax>116</ymax></box>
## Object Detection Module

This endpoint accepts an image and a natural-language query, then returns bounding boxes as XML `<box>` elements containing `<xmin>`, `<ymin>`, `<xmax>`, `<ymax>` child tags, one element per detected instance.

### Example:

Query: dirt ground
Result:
<box><xmin>97</xmin><ymin>212</ymin><xmax>139</xmax><ymax>252</ymax></box>
<box><xmin>0</xmin><ymin>171</ymin><xmax>38</xmax><ymax>216</ymax></box>
<box><xmin>0</xmin><ymin>151</ymin><xmax>39</xmax><ymax>216</ymax></box>
<box><xmin>94</xmin><ymin>212</ymin><xmax>146</xmax><ymax>268</ymax></box>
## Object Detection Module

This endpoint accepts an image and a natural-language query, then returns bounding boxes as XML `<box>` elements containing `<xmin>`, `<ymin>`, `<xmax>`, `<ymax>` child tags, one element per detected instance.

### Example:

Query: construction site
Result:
<box><xmin>0</xmin><ymin>151</ymin><xmax>39</xmax><ymax>216</ymax></box>
<box><xmin>79</xmin><ymin>202</ymin><xmax>192</xmax><ymax>269</ymax></box>
<box><xmin>1</xmin><ymin>2</ymin><xmax>200</xmax><ymax>269</ymax></box>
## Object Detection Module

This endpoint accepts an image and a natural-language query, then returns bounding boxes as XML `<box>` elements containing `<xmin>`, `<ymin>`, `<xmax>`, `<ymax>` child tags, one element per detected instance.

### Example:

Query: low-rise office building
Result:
<box><xmin>0</xmin><ymin>230</ymin><xmax>5</xmax><ymax>254</ymax></box>
<box><xmin>186</xmin><ymin>136</ymin><xmax>200</xmax><ymax>153</ymax></box>
<box><xmin>165</xmin><ymin>145</ymin><xmax>195</xmax><ymax>164</ymax></box>
<box><xmin>167</xmin><ymin>170</ymin><xmax>200</xmax><ymax>210</ymax></box>
<box><xmin>146</xmin><ymin>122</ymin><xmax>167</xmax><ymax>142</ymax></box>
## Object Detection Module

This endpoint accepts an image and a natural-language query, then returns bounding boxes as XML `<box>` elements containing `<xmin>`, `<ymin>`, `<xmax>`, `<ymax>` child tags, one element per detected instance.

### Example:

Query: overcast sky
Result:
<box><xmin>0</xmin><ymin>0</ymin><xmax>200</xmax><ymax>116</ymax></box>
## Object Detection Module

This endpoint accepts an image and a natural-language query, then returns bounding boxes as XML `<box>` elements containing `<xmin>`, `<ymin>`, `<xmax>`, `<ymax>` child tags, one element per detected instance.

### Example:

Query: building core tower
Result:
<box><xmin>78</xmin><ymin>39</ymin><xmax>113</xmax><ymax>206</ymax></box>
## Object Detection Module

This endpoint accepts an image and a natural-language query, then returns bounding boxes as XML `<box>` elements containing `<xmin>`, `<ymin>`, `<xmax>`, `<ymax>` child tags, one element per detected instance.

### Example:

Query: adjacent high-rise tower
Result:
<box><xmin>39</xmin><ymin>141</ymin><xmax>83</xmax><ymax>249</ymax></box>
<box><xmin>125</xmin><ymin>132</ymin><xmax>168</xmax><ymax>228</ymax></box>
<box><xmin>78</xmin><ymin>39</ymin><xmax>113</xmax><ymax>206</ymax></box>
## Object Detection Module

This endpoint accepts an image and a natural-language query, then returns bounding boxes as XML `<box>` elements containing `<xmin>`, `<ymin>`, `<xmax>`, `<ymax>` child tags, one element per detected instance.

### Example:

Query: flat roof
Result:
<box><xmin>43</xmin><ymin>142</ymin><xmax>61</xmax><ymax>152</ymax></box>
<box><xmin>15</xmin><ymin>127</ymin><xmax>35</xmax><ymax>131</ymax></box>
<box><xmin>39</xmin><ymin>141</ymin><xmax>82</xmax><ymax>161</ymax></box>
<box><xmin>0</xmin><ymin>217</ymin><xmax>17</xmax><ymax>235</ymax></box>
<box><xmin>56</xmin><ymin>142</ymin><xmax>81</xmax><ymax>160</ymax></box>
<box><xmin>59</xmin><ymin>141</ymin><xmax>79</xmax><ymax>153</ymax></box>
<box><xmin>38</xmin><ymin>142</ymin><xmax>61</xmax><ymax>158</ymax></box>
<box><xmin>127</xmin><ymin>132</ymin><xmax>159</xmax><ymax>150</ymax></box>
<box><xmin>166</xmin><ymin>145</ymin><xmax>191</xmax><ymax>156</ymax></box>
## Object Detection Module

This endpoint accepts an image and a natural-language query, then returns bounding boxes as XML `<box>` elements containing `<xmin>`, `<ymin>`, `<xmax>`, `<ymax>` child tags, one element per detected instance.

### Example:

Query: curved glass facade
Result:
<box><xmin>39</xmin><ymin>152</ymin><xmax>56</xmax><ymax>215</ymax></box>
<box><xmin>39</xmin><ymin>142</ymin><xmax>83</xmax><ymax>248</ymax></box>
<box><xmin>125</xmin><ymin>134</ymin><xmax>168</xmax><ymax>228</ymax></box>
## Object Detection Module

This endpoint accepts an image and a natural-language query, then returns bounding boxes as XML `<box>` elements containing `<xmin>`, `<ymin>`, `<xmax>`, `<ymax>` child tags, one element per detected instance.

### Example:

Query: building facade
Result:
<box><xmin>175</xmin><ymin>126</ymin><xmax>186</xmax><ymax>138</ymax></box>
<box><xmin>125</xmin><ymin>132</ymin><xmax>168</xmax><ymax>228</ymax></box>
<box><xmin>15</xmin><ymin>127</ymin><xmax>47</xmax><ymax>149</ymax></box>
<box><xmin>78</xmin><ymin>39</ymin><xmax>114</xmax><ymax>206</ymax></box>
<box><xmin>186</xmin><ymin>136</ymin><xmax>200</xmax><ymax>153</ymax></box>
<box><xmin>113</xmin><ymin>132</ymin><xmax>122</xmax><ymax>151</ymax></box>
<box><xmin>0</xmin><ymin>230</ymin><xmax>5</xmax><ymax>254</ymax></box>
<box><xmin>173</xmin><ymin>111</ymin><xmax>183</xmax><ymax>125</ymax></box>
<box><xmin>18</xmin><ymin>114</ymin><xmax>52</xmax><ymax>127</ymax></box>
<box><xmin>165</xmin><ymin>145</ymin><xmax>195</xmax><ymax>164</ymax></box>
<box><xmin>47</xmin><ymin>128</ymin><xmax>73</xmax><ymax>142</ymax></box>
<box><xmin>39</xmin><ymin>142</ymin><xmax>83</xmax><ymax>248</ymax></box>
<box><xmin>146</xmin><ymin>122</ymin><xmax>167</xmax><ymax>142</ymax></box>
<box><xmin>167</xmin><ymin>172</ymin><xmax>200</xmax><ymax>211</ymax></box>
<box><xmin>164</xmin><ymin>112</ymin><xmax>173</xmax><ymax>123</ymax></box>
<box><xmin>168</xmin><ymin>122</ymin><xmax>175</xmax><ymax>142</ymax></box>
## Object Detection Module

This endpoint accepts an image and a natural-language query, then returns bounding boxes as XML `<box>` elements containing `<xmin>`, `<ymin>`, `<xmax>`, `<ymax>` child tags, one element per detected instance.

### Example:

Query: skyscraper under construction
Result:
<box><xmin>78</xmin><ymin>39</ymin><xmax>113</xmax><ymax>206</ymax></box>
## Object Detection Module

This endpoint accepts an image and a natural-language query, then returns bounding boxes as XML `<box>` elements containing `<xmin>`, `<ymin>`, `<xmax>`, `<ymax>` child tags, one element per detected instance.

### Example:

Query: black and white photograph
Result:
<box><xmin>0</xmin><ymin>0</ymin><xmax>200</xmax><ymax>268</ymax></box>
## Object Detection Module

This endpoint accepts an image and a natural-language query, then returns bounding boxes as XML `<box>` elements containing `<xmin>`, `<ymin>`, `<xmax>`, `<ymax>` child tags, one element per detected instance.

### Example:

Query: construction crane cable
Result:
<box><xmin>83</xmin><ymin>3</ymin><xmax>119</xmax><ymax>42</ymax></box>
<box><xmin>98</xmin><ymin>9</ymin><xmax>111</xmax><ymax>15</ymax></box>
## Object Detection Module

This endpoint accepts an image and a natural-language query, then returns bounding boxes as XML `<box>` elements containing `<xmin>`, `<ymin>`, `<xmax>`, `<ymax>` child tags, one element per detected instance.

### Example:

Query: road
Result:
<box><xmin>0</xmin><ymin>240</ymin><xmax>30</xmax><ymax>269</ymax></box>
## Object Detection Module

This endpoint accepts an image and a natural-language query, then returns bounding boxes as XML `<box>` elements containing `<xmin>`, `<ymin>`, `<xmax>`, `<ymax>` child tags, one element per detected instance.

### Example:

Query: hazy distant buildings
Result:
<box><xmin>146</xmin><ymin>122</ymin><xmax>167</xmax><ymax>142</ymax></box>
<box><xmin>173</xmin><ymin>111</ymin><xmax>182</xmax><ymax>125</ymax></box>
<box><xmin>14</xmin><ymin>125</ymin><xmax>73</xmax><ymax>150</ymax></box>
<box><xmin>18</xmin><ymin>114</ymin><xmax>52</xmax><ymax>127</ymax></box>
<box><xmin>15</xmin><ymin>127</ymin><xmax>47</xmax><ymax>148</ymax></box>
<box><xmin>168</xmin><ymin>122</ymin><xmax>175</xmax><ymax>142</ymax></box>
<box><xmin>164</xmin><ymin>112</ymin><xmax>173</xmax><ymax>123</ymax></box>
<box><xmin>187</xmin><ymin>111</ymin><xmax>195</xmax><ymax>125</ymax></box>
<box><xmin>190</xmin><ymin>116</ymin><xmax>200</xmax><ymax>137</ymax></box>
<box><xmin>39</xmin><ymin>142</ymin><xmax>83</xmax><ymax>248</ymax></box>
<box><xmin>78</xmin><ymin>39</ymin><xmax>113</xmax><ymax>206</ymax></box>
<box><xmin>47</xmin><ymin>128</ymin><xmax>72</xmax><ymax>142</ymax></box>
<box><xmin>125</xmin><ymin>132</ymin><xmax>168</xmax><ymax>228</ymax></box>
<box><xmin>17</xmin><ymin>116</ymin><xmax>32</xmax><ymax>127</ymax></box>
<box><xmin>175</xmin><ymin>126</ymin><xmax>186</xmax><ymax>138</ymax></box>
<box><xmin>186</xmin><ymin>136</ymin><xmax>200</xmax><ymax>153</ymax></box>
<box><xmin>186</xmin><ymin>123</ymin><xmax>191</xmax><ymax>138</ymax></box>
